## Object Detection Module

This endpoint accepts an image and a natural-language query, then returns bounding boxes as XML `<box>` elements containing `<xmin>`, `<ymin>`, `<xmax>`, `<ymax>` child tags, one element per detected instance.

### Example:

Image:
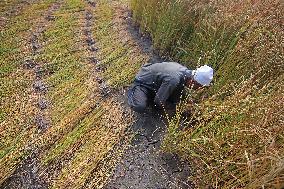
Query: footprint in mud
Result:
<box><xmin>89</xmin><ymin>46</ymin><xmax>98</xmax><ymax>52</ymax></box>
<box><xmin>86</xmin><ymin>38</ymin><xmax>95</xmax><ymax>46</ymax></box>
<box><xmin>38</xmin><ymin>98</ymin><xmax>49</xmax><ymax>110</ymax></box>
<box><xmin>86</xmin><ymin>0</ymin><xmax>96</xmax><ymax>7</ymax></box>
<box><xmin>33</xmin><ymin>80</ymin><xmax>48</xmax><ymax>93</ymax></box>
<box><xmin>45</xmin><ymin>15</ymin><xmax>56</xmax><ymax>21</ymax></box>
<box><xmin>35</xmin><ymin>115</ymin><xmax>50</xmax><ymax>132</ymax></box>
<box><xmin>23</xmin><ymin>59</ymin><xmax>37</xmax><ymax>69</ymax></box>
<box><xmin>31</xmin><ymin>33</ymin><xmax>40</xmax><ymax>53</ymax></box>
<box><xmin>86</xmin><ymin>11</ymin><xmax>93</xmax><ymax>20</ymax></box>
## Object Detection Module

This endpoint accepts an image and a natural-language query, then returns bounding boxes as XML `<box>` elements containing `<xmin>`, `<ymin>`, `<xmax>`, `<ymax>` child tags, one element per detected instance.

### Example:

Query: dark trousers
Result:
<box><xmin>127</xmin><ymin>83</ymin><xmax>184</xmax><ymax>113</ymax></box>
<box><xmin>127</xmin><ymin>84</ymin><xmax>155</xmax><ymax>113</ymax></box>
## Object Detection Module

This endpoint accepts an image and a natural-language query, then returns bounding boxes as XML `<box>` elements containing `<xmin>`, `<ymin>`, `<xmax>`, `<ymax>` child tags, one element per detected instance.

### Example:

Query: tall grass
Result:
<box><xmin>131</xmin><ymin>0</ymin><xmax>284</xmax><ymax>188</ymax></box>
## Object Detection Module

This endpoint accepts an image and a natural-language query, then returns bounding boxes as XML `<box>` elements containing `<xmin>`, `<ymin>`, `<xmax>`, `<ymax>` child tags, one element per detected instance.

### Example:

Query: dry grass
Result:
<box><xmin>131</xmin><ymin>0</ymin><xmax>284</xmax><ymax>188</ymax></box>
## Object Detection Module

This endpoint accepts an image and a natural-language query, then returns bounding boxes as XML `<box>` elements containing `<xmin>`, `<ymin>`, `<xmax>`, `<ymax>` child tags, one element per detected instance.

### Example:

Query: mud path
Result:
<box><xmin>77</xmin><ymin>2</ymin><xmax>192</xmax><ymax>188</ymax></box>
<box><xmin>1</xmin><ymin>2</ymin><xmax>62</xmax><ymax>188</ymax></box>
<box><xmin>101</xmin><ymin>5</ymin><xmax>192</xmax><ymax>189</ymax></box>
<box><xmin>30</xmin><ymin>2</ymin><xmax>62</xmax><ymax>132</ymax></box>
<box><xmin>104</xmin><ymin>112</ymin><xmax>192</xmax><ymax>189</ymax></box>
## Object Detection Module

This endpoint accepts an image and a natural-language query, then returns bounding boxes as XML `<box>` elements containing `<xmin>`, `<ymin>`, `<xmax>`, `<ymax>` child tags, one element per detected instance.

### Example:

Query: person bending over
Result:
<box><xmin>127</xmin><ymin>62</ymin><xmax>214</xmax><ymax>113</ymax></box>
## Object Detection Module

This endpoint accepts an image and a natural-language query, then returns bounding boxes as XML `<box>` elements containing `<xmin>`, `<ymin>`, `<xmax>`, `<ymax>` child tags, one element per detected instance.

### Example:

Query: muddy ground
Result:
<box><xmin>103</xmin><ymin>7</ymin><xmax>192</xmax><ymax>189</ymax></box>
<box><xmin>104</xmin><ymin>110</ymin><xmax>192</xmax><ymax>189</ymax></box>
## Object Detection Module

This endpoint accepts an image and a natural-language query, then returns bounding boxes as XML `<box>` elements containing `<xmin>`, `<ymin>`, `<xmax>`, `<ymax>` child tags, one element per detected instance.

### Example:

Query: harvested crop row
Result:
<box><xmin>0</xmin><ymin>0</ymin><xmax>61</xmax><ymax>184</ymax></box>
<box><xmin>0</xmin><ymin>0</ymin><xmax>41</xmax><ymax>29</ymax></box>
<box><xmin>11</xmin><ymin>0</ymin><xmax>135</xmax><ymax>188</ymax></box>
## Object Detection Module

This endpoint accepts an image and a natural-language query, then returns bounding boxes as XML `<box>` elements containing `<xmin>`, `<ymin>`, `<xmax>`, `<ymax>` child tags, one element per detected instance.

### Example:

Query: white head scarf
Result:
<box><xmin>192</xmin><ymin>65</ymin><xmax>214</xmax><ymax>86</ymax></box>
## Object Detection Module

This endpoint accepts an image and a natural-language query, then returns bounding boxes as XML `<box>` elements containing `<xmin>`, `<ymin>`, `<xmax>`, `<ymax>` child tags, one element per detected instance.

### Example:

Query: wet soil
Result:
<box><xmin>104</xmin><ymin>111</ymin><xmax>192</xmax><ymax>189</ymax></box>
<box><xmin>1</xmin><ymin>151</ymin><xmax>48</xmax><ymax>189</ymax></box>
<box><xmin>124</xmin><ymin>11</ymin><xmax>167</xmax><ymax>64</ymax></box>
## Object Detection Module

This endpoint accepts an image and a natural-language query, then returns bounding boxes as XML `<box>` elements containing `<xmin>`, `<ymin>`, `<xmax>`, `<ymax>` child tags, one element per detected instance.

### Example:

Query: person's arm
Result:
<box><xmin>154</xmin><ymin>77</ymin><xmax>179</xmax><ymax>108</ymax></box>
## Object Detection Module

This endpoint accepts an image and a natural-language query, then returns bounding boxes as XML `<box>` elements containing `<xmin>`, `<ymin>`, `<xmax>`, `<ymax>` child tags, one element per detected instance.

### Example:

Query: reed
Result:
<box><xmin>131</xmin><ymin>0</ymin><xmax>284</xmax><ymax>187</ymax></box>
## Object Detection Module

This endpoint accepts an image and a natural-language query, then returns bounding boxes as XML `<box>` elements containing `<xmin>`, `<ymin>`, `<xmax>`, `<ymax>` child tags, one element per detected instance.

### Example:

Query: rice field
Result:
<box><xmin>1</xmin><ymin>0</ymin><xmax>283</xmax><ymax>188</ymax></box>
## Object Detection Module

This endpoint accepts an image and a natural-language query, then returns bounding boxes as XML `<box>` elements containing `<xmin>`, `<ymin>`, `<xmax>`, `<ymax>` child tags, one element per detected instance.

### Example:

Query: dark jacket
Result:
<box><xmin>134</xmin><ymin>62</ymin><xmax>191</xmax><ymax>106</ymax></box>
